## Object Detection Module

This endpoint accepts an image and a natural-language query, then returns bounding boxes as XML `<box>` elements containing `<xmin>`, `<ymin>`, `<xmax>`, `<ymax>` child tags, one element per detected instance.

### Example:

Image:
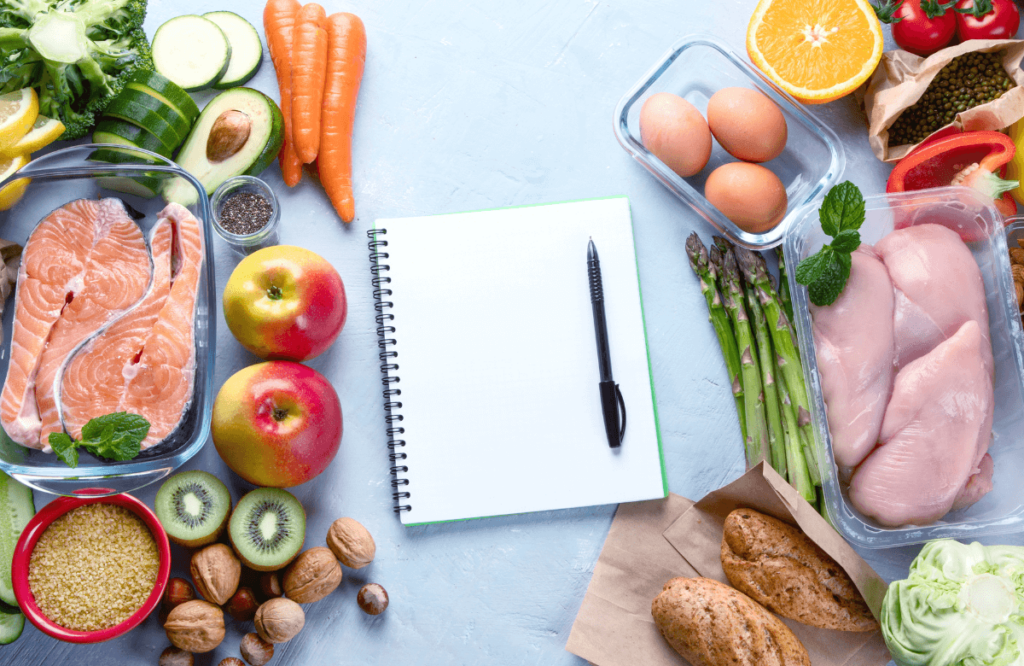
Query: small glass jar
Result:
<box><xmin>210</xmin><ymin>176</ymin><xmax>280</xmax><ymax>255</ymax></box>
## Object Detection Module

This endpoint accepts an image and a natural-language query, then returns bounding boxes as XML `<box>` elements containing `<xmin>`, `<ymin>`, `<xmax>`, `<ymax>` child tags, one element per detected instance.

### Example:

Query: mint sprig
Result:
<box><xmin>48</xmin><ymin>413</ymin><xmax>150</xmax><ymax>468</ymax></box>
<box><xmin>795</xmin><ymin>181</ymin><xmax>865</xmax><ymax>306</ymax></box>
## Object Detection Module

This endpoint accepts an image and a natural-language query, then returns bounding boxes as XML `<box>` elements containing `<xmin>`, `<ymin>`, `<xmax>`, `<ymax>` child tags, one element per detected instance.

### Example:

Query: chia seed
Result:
<box><xmin>218</xmin><ymin>192</ymin><xmax>272</xmax><ymax>236</ymax></box>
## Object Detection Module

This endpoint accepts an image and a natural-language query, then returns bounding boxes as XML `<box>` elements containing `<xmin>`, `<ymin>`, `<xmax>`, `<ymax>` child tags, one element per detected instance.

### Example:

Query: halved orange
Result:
<box><xmin>747</xmin><ymin>0</ymin><xmax>883</xmax><ymax>104</ymax></box>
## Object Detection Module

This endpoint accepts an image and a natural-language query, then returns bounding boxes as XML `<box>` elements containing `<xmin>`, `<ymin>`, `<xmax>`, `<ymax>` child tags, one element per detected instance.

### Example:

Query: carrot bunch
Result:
<box><xmin>264</xmin><ymin>0</ymin><xmax>366</xmax><ymax>223</ymax></box>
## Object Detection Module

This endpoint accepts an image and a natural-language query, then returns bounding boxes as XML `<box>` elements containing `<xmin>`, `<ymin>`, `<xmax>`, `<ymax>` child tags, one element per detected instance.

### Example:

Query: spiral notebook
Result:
<box><xmin>369</xmin><ymin>197</ymin><xmax>667</xmax><ymax>525</ymax></box>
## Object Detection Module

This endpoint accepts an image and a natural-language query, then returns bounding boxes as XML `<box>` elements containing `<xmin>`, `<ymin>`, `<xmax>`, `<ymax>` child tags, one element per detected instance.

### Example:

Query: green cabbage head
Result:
<box><xmin>882</xmin><ymin>539</ymin><xmax>1024</xmax><ymax>666</ymax></box>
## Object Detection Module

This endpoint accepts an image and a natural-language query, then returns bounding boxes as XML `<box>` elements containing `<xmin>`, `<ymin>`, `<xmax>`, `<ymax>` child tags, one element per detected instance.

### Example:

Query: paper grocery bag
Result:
<box><xmin>861</xmin><ymin>39</ymin><xmax>1024</xmax><ymax>162</ymax></box>
<box><xmin>565</xmin><ymin>464</ymin><xmax>891</xmax><ymax>666</ymax></box>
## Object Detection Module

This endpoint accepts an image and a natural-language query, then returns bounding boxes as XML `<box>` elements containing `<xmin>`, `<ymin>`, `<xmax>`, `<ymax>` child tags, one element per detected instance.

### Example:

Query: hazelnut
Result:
<box><xmin>226</xmin><ymin>586</ymin><xmax>260</xmax><ymax>622</ymax></box>
<box><xmin>163</xmin><ymin>578</ymin><xmax>196</xmax><ymax>613</ymax></box>
<box><xmin>259</xmin><ymin>572</ymin><xmax>282</xmax><ymax>600</ymax></box>
<box><xmin>164</xmin><ymin>600</ymin><xmax>225</xmax><ymax>653</ymax></box>
<box><xmin>357</xmin><ymin>583</ymin><xmax>389</xmax><ymax>615</ymax></box>
<box><xmin>219</xmin><ymin>660</ymin><xmax>245</xmax><ymax>666</ymax></box>
<box><xmin>207</xmin><ymin>110</ymin><xmax>252</xmax><ymax>162</ymax></box>
<box><xmin>254</xmin><ymin>598</ymin><xmax>305</xmax><ymax>644</ymax></box>
<box><xmin>282</xmin><ymin>547</ymin><xmax>342</xmax><ymax>603</ymax></box>
<box><xmin>159</xmin><ymin>646</ymin><xmax>194</xmax><ymax>666</ymax></box>
<box><xmin>326</xmin><ymin>517</ymin><xmax>376</xmax><ymax>569</ymax></box>
<box><xmin>240</xmin><ymin>632</ymin><xmax>274</xmax><ymax>666</ymax></box>
<box><xmin>191</xmin><ymin>543</ymin><xmax>241</xmax><ymax>606</ymax></box>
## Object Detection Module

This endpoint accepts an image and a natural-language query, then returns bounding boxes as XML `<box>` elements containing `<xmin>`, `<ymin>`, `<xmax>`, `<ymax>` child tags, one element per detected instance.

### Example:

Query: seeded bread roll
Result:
<box><xmin>721</xmin><ymin>508</ymin><xmax>878</xmax><ymax>632</ymax></box>
<box><xmin>651</xmin><ymin>576</ymin><xmax>810</xmax><ymax>666</ymax></box>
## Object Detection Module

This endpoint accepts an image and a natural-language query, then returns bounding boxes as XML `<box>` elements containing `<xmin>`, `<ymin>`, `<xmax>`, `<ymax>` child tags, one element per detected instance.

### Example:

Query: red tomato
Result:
<box><xmin>955</xmin><ymin>0</ymin><xmax>1020</xmax><ymax>40</ymax></box>
<box><xmin>876</xmin><ymin>0</ymin><xmax>957</xmax><ymax>56</ymax></box>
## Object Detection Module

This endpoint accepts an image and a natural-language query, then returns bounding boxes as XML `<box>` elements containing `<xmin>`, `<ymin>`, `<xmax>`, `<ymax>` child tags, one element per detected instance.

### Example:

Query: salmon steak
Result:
<box><xmin>1</xmin><ymin>199</ymin><xmax>151</xmax><ymax>451</ymax></box>
<box><xmin>59</xmin><ymin>219</ymin><xmax>174</xmax><ymax>441</ymax></box>
<box><xmin>119</xmin><ymin>203</ymin><xmax>203</xmax><ymax>449</ymax></box>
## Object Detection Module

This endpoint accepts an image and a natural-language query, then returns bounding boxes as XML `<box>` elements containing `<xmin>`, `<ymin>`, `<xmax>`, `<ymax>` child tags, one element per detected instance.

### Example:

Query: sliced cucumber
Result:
<box><xmin>89</xmin><ymin>147</ymin><xmax>162</xmax><ymax>166</ymax></box>
<box><xmin>99</xmin><ymin>176</ymin><xmax>162</xmax><ymax>199</ymax></box>
<box><xmin>103</xmin><ymin>98</ymin><xmax>188</xmax><ymax>152</ymax></box>
<box><xmin>153</xmin><ymin>15</ymin><xmax>231</xmax><ymax>92</ymax></box>
<box><xmin>127</xmin><ymin>70</ymin><xmax>200</xmax><ymax>125</ymax></box>
<box><xmin>0</xmin><ymin>610</ymin><xmax>24</xmax><ymax>645</ymax></box>
<box><xmin>105</xmin><ymin>89</ymin><xmax>190</xmax><ymax>144</ymax></box>
<box><xmin>0</xmin><ymin>471</ymin><xmax>34</xmax><ymax>608</ymax></box>
<box><xmin>93</xmin><ymin>119</ymin><xmax>172</xmax><ymax>158</ymax></box>
<box><xmin>203</xmin><ymin>12</ymin><xmax>263</xmax><ymax>89</ymax></box>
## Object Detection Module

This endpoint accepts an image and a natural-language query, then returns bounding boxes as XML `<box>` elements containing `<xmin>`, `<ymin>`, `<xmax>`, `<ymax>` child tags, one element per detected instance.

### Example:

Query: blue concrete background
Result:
<box><xmin>1</xmin><ymin>0</ymin><xmax>1008</xmax><ymax>663</ymax></box>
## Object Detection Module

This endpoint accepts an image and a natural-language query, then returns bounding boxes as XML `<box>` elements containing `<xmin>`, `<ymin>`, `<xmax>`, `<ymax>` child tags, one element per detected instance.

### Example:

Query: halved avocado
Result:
<box><xmin>163</xmin><ymin>88</ymin><xmax>283</xmax><ymax>206</ymax></box>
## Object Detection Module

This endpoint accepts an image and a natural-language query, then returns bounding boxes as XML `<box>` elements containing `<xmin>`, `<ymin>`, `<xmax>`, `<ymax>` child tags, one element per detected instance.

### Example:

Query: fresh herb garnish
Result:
<box><xmin>48</xmin><ymin>413</ymin><xmax>151</xmax><ymax>469</ymax></box>
<box><xmin>795</xmin><ymin>181</ymin><xmax>865</xmax><ymax>306</ymax></box>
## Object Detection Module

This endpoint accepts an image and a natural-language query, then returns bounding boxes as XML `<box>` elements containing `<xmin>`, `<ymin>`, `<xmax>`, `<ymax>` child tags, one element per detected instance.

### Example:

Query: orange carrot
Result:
<box><xmin>319</xmin><ymin>13</ymin><xmax>366</xmax><ymax>223</ymax></box>
<box><xmin>290</xmin><ymin>3</ymin><xmax>328</xmax><ymax>164</ymax></box>
<box><xmin>263</xmin><ymin>0</ymin><xmax>303</xmax><ymax>187</ymax></box>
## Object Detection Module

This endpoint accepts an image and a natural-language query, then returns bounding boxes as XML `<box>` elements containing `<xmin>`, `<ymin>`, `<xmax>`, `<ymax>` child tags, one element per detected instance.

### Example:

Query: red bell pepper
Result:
<box><xmin>886</xmin><ymin>130</ymin><xmax>1019</xmax><ymax>216</ymax></box>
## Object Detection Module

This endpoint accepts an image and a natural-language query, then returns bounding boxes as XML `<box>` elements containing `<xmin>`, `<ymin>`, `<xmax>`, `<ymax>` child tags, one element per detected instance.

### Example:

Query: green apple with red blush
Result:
<box><xmin>212</xmin><ymin>361</ymin><xmax>342</xmax><ymax>487</ymax></box>
<box><xmin>223</xmin><ymin>245</ymin><xmax>347</xmax><ymax>361</ymax></box>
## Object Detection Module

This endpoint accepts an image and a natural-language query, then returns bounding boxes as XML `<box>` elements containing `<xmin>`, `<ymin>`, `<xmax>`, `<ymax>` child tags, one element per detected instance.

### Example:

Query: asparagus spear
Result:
<box><xmin>775</xmin><ymin>247</ymin><xmax>795</xmax><ymax>323</ymax></box>
<box><xmin>686</xmin><ymin>234</ymin><xmax>746</xmax><ymax>442</ymax></box>
<box><xmin>733</xmin><ymin>246</ymin><xmax>821</xmax><ymax>485</ymax></box>
<box><xmin>720</xmin><ymin>248</ymin><xmax>769</xmax><ymax>467</ymax></box>
<box><xmin>745</xmin><ymin>281</ymin><xmax>786</xmax><ymax>478</ymax></box>
<box><xmin>779</xmin><ymin>375</ymin><xmax>816</xmax><ymax>505</ymax></box>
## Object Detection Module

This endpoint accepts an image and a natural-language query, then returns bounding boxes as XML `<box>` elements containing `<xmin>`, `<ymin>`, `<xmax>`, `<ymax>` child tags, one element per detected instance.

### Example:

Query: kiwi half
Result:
<box><xmin>155</xmin><ymin>470</ymin><xmax>232</xmax><ymax>547</ymax></box>
<box><xmin>229</xmin><ymin>488</ymin><xmax>306</xmax><ymax>572</ymax></box>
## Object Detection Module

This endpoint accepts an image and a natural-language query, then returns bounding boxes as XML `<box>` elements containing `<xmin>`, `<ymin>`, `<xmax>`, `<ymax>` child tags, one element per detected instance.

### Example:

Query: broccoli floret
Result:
<box><xmin>0</xmin><ymin>0</ymin><xmax>152</xmax><ymax>140</ymax></box>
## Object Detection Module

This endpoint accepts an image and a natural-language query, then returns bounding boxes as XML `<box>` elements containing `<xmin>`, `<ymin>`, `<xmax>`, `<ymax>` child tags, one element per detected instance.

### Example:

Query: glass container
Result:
<box><xmin>210</xmin><ymin>175</ymin><xmax>280</xmax><ymax>255</ymax></box>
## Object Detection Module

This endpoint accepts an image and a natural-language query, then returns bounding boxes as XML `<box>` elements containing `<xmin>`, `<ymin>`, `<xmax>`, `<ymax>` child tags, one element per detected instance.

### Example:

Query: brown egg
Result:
<box><xmin>707</xmin><ymin>87</ymin><xmax>787</xmax><ymax>163</ymax></box>
<box><xmin>704</xmin><ymin>162</ymin><xmax>787</xmax><ymax>234</ymax></box>
<box><xmin>639</xmin><ymin>92</ymin><xmax>712</xmax><ymax>178</ymax></box>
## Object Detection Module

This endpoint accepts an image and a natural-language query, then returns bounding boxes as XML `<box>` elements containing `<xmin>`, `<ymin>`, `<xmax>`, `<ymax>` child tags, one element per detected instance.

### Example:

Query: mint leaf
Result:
<box><xmin>49</xmin><ymin>433</ymin><xmax>79</xmax><ymax>468</ymax></box>
<box><xmin>819</xmin><ymin>181</ymin><xmax>865</xmax><ymax>235</ymax></box>
<box><xmin>830</xmin><ymin>229</ymin><xmax>862</xmax><ymax>254</ymax></box>
<box><xmin>795</xmin><ymin>246</ymin><xmax>834</xmax><ymax>286</ymax></box>
<box><xmin>807</xmin><ymin>250</ymin><xmax>852</xmax><ymax>306</ymax></box>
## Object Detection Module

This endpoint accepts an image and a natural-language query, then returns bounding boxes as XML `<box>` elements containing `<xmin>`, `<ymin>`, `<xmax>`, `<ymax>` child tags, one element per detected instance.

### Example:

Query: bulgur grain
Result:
<box><xmin>28</xmin><ymin>503</ymin><xmax>159</xmax><ymax>631</ymax></box>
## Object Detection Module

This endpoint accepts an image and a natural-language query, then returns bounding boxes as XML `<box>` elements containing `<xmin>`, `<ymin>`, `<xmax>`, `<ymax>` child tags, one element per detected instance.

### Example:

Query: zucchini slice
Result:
<box><xmin>126</xmin><ymin>70</ymin><xmax>200</xmax><ymax>125</ymax></box>
<box><xmin>106</xmin><ymin>89</ymin><xmax>190</xmax><ymax>143</ymax></box>
<box><xmin>0</xmin><ymin>610</ymin><xmax>23</xmax><ymax>645</ymax></box>
<box><xmin>0</xmin><ymin>471</ymin><xmax>33</xmax><ymax>609</ymax></box>
<box><xmin>203</xmin><ymin>11</ymin><xmax>263</xmax><ymax>89</ymax></box>
<box><xmin>99</xmin><ymin>176</ymin><xmax>162</xmax><ymax>199</ymax></box>
<box><xmin>152</xmin><ymin>15</ymin><xmax>231</xmax><ymax>92</ymax></box>
<box><xmin>93</xmin><ymin>119</ymin><xmax>172</xmax><ymax>158</ymax></box>
<box><xmin>103</xmin><ymin>97</ymin><xmax>188</xmax><ymax>151</ymax></box>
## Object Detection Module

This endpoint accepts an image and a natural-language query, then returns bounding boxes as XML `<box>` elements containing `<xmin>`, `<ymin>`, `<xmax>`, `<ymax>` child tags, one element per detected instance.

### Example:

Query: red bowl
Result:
<box><xmin>11</xmin><ymin>489</ymin><xmax>170</xmax><ymax>643</ymax></box>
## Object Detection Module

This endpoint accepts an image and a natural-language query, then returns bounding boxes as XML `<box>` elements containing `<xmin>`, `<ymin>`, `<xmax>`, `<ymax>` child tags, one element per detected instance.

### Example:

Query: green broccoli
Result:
<box><xmin>0</xmin><ymin>0</ymin><xmax>152</xmax><ymax>140</ymax></box>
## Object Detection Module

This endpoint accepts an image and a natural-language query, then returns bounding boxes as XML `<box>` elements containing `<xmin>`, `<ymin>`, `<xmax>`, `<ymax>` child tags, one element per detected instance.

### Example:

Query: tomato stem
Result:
<box><xmin>921</xmin><ymin>0</ymin><xmax>957</xmax><ymax>18</ymax></box>
<box><xmin>955</xmin><ymin>0</ymin><xmax>994</xmax><ymax>18</ymax></box>
<box><xmin>873</xmin><ymin>0</ymin><xmax>905</xmax><ymax>23</ymax></box>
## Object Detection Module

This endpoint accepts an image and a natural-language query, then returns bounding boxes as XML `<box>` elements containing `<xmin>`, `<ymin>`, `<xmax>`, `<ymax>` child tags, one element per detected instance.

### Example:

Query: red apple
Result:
<box><xmin>223</xmin><ymin>245</ymin><xmax>347</xmax><ymax>361</ymax></box>
<box><xmin>212</xmin><ymin>361</ymin><xmax>342</xmax><ymax>487</ymax></box>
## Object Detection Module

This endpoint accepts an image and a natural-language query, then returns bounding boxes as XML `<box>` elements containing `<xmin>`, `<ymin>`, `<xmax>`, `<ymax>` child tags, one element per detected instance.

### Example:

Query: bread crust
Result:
<box><xmin>651</xmin><ymin>576</ymin><xmax>810</xmax><ymax>666</ymax></box>
<box><xmin>720</xmin><ymin>508</ymin><xmax>878</xmax><ymax>632</ymax></box>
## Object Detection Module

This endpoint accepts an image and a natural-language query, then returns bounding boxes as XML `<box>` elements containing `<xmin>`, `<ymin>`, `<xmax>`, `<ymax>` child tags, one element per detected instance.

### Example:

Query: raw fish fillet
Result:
<box><xmin>849</xmin><ymin>321</ymin><xmax>994</xmax><ymax>527</ymax></box>
<box><xmin>810</xmin><ymin>246</ymin><xmax>895</xmax><ymax>470</ymax></box>
<box><xmin>120</xmin><ymin>203</ymin><xmax>203</xmax><ymax>449</ymax></box>
<box><xmin>875</xmin><ymin>223</ymin><xmax>992</xmax><ymax>374</ymax></box>
<box><xmin>0</xmin><ymin>199</ymin><xmax>151</xmax><ymax>451</ymax></box>
<box><xmin>59</xmin><ymin>220</ymin><xmax>174</xmax><ymax>440</ymax></box>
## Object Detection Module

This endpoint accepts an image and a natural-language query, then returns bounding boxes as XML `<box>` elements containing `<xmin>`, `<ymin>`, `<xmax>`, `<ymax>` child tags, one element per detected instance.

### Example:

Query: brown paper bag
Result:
<box><xmin>566</xmin><ymin>464</ymin><xmax>891</xmax><ymax>666</ymax></box>
<box><xmin>862</xmin><ymin>40</ymin><xmax>1024</xmax><ymax>162</ymax></box>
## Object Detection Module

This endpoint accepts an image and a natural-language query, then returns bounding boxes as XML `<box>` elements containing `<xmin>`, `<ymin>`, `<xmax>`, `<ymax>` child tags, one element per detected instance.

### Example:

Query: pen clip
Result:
<box><xmin>615</xmin><ymin>383</ymin><xmax>626</xmax><ymax>444</ymax></box>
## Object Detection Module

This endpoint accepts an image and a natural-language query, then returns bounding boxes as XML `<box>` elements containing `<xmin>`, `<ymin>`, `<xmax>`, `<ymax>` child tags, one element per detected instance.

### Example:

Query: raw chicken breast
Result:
<box><xmin>875</xmin><ymin>223</ymin><xmax>992</xmax><ymax>375</ymax></box>
<box><xmin>810</xmin><ymin>246</ymin><xmax>895</xmax><ymax>470</ymax></box>
<box><xmin>849</xmin><ymin>320</ymin><xmax>994</xmax><ymax>527</ymax></box>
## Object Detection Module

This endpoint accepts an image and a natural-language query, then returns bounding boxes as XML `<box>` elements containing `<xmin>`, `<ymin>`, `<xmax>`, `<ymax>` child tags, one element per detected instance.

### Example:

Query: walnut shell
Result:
<box><xmin>282</xmin><ymin>547</ymin><xmax>342</xmax><ymax>603</ymax></box>
<box><xmin>254</xmin><ymin>598</ymin><xmax>305</xmax><ymax>644</ymax></box>
<box><xmin>1011</xmin><ymin>247</ymin><xmax>1024</xmax><ymax>265</ymax></box>
<box><xmin>191</xmin><ymin>543</ymin><xmax>241</xmax><ymax>606</ymax></box>
<box><xmin>165</xmin><ymin>600</ymin><xmax>225</xmax><ymax>653</ymax></box>
<box><xmin>326</xmin><ymin>517</ymin><xmax>375</xmax><ymax>569</ymax></box>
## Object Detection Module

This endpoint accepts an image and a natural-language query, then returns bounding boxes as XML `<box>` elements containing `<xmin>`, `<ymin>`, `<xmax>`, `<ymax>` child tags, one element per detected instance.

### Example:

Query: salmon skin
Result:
<box><xmin>0</xmin><ymin>199</ymin><xmax>151</xmax><ymax>452</ymax></box>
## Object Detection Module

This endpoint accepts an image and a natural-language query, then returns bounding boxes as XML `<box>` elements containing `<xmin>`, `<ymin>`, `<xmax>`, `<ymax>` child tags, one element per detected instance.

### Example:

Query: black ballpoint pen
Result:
<box><xmin>588</xmin><ymin>238</ymin><xmax>626</xmax><ymax>448</ymax></box>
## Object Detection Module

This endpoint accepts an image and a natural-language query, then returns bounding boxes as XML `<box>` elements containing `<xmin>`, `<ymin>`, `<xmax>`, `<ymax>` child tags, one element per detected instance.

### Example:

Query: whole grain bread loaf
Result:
<box><xmin>720</xmin><ymin>508</ymin><xmax>878</xmax><ymax>632</ymax></box>
<box><xmin>651</xmin><ymin>576</ymin><xmax>810</xmax><ymax>666</ymax></box>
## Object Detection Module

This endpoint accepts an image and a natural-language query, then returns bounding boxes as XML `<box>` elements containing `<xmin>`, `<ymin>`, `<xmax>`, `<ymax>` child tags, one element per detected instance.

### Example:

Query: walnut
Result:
<box><xmin>191</xmin><ymin>543</ymin><xmax>241</xmax><ymax>606</ymax></box>
<box><xmin>282</xmin><ymin>547</ymin><xmax>342</xmax><ymax>603</ymax></box>
<box><xmin>254</xmin><ymin>598</ymin><xmax>305</xmax><ymax>644</ymax></box>
<box><xmin>164</xmin><ymin>600</ymin><xmax>225</xmax><ymax>653</ymax></box>
<box><xmin>240</xmin><ymin>632</ymin><xmax>274</xmax><ymax>666</ymax></box>
<box><xmin>326</xmin><ymin>517</ymin><xmax>375</xmax><ymax>569</ymax></box>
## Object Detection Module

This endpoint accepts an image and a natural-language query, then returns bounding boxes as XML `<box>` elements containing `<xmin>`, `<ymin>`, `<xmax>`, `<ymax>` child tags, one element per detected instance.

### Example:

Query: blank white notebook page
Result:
<box><xmin>379</xmin><ymin>197</ymin><xmax>666</xmax><ymax>525</ymax></box>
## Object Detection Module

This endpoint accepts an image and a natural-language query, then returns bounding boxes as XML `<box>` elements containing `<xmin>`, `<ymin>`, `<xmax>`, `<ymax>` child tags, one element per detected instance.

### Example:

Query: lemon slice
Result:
<box><xmin>0</xmin><ymin>89</ymin><xmax>38</xmax><ymax>154</ymax></box>
<box><xmin>1</xmin><ymin>115</ymin><xmax>64</xmax><ymax>158</ymax></box>
<box><xmin>0</xmin><ymin>154</ymin><xmax>31</xmax><ymax>211</ymax></box>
